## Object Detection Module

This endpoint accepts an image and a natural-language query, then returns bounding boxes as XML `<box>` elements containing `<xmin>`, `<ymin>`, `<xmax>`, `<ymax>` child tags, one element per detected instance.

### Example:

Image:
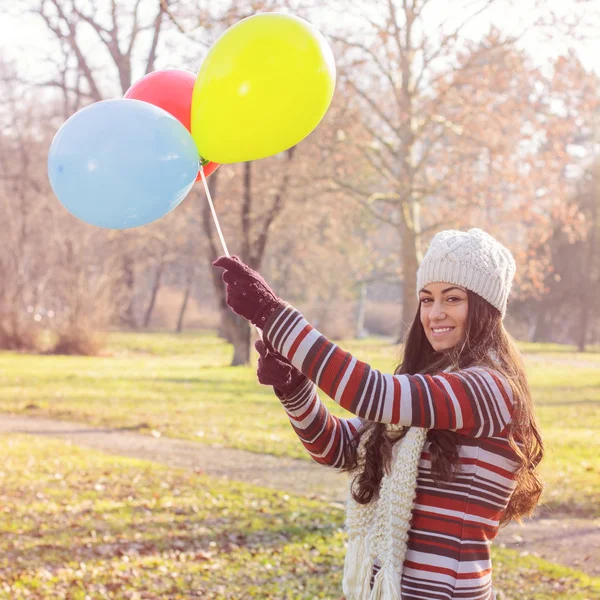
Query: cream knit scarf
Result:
<box><xmin>343</xmin><ymin>425</ymin><xmax>429</xmax><ymax>600</ymax></box>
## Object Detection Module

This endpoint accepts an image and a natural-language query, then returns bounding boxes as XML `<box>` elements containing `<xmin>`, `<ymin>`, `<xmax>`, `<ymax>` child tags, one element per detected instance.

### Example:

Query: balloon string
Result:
<box><xmin>200</xmin><ymin>164</ymin><xmax>230</xmax><ymax>257</ymax></box>
<box><xmin>200</xmin><ymin>164</ymin><xmax>263</xmax><ymax>340</ymax></box>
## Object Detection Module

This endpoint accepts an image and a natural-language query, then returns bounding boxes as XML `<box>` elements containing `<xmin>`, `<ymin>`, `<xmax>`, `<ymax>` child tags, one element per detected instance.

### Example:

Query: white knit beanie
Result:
<box><xmin>416</xmin><ymin>228</ymin><xmax>516</xmax><ymax>318</ymax></box>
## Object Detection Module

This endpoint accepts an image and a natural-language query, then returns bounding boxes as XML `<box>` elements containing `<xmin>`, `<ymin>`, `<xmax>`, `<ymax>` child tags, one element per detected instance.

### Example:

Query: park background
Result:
<box><xmin>0</xmin><ymin>0</ymin><xmax>599</xmax><ymax>598</ymax></box>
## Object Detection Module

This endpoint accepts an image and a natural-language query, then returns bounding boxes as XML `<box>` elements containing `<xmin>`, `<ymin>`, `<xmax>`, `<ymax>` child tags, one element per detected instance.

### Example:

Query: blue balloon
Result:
<box><xmin>48</xmin><ymin>99</ymin><xmax>199</xmax><ymax>229</ymax></box>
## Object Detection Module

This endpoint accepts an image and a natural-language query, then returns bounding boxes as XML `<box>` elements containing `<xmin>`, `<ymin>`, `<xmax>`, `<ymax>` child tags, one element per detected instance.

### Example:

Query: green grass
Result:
<box><xmin>0</xmin><ymin>435</ymin><xmax>598</xmax><ymax>599</ymax></box>
<box><xmin>0</xmin><ymin>332</ymin><xmax>598</xmax><ymax>516</ymax></box>
<box><xmin>518</xmin><ymin>341</ymin><xmax>600</xmax><ymax>358</ymax></box>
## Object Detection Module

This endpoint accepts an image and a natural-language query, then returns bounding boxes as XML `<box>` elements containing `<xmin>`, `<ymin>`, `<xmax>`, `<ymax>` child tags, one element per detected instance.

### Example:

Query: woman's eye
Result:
<box><xmin>447</xmin><ymin>296</ymin><xmax>463</xmax><ymax>303</ymax></box>
<box><xmin>420</xmin><ymin>297</ymin><xmax>432</xmax><ymax>304</ymax></box>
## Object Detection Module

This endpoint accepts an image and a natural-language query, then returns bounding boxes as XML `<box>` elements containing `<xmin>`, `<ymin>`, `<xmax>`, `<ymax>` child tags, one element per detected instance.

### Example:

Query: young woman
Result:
<box><xmin>214</xmin><ymin>228</ymin><xmax>544</xmax><ymax>600</ymax></box>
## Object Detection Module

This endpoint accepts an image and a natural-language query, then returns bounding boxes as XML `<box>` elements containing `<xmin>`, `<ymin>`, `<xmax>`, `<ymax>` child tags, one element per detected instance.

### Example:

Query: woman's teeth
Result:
<box><xmin>432</xmin><ymin>327</ymin><xmax>454</xmax><ymax>334</ymax></box>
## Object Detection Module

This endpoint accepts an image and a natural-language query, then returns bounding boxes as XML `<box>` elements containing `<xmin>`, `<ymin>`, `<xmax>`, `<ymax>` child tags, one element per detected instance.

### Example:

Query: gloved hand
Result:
<box><xmin>255</xmin><ymin>340</ymin><xmax>306</xmax><ymax>395</ymax></box>
<box><xmin>212</xmin><ymin>256</ymin><xmax>283</xmax><ymax>327</ymax></box>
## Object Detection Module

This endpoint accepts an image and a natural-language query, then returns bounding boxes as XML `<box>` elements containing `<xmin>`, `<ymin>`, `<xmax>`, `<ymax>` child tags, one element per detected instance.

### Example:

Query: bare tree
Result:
<box><xmin>32</xmin><ymin>0</ymin><xmax>169</xmax><ymax>98</ymax></box>
<box><xmin>25</xmin><ymin>0</ymin><xmax>315</xmax><ymax>362</ymax></box>
<box><xmin>320</xmin><ymin>1</ymin><xmax>537</xmax><ymax>335</ymax></box>
<box><xmin>0</xmin><ymin>57</ymin><xmax>128</xmax><ymax>352</ymax></box>
<box><xmin>0</xmin><ymin>59</ymin><xmax>54</xmax><ymax>349</ymax></box>
<box><xmin>575</xmin><ymin>168</ymin><xmax>599</xmax><ymax>350</ymax></box>
<box><xmin>528</xmin><ymin>162</ymin><xmax>600</xmax><ymax>350</ymax></box>
<box><xmin>199</xmin><ymin>149</ymin><xmax>300</xmax><ymax>365</ymax></box>
<box><xmin>28</xmin><ymin>0</ymin><xmax>173</xmax><ymax>328</ymax></box>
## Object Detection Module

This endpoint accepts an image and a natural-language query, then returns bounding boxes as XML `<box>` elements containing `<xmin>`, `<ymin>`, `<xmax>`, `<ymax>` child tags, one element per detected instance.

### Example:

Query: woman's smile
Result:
<box><xmin>419</xmin><ymin>282</ymin><xmax>469</xmax><ymax>351</ymax></box>
<box><xmin>431</xmin><ymin>326</ymin><xmax>456</xmax><ymax>337</ymax></box>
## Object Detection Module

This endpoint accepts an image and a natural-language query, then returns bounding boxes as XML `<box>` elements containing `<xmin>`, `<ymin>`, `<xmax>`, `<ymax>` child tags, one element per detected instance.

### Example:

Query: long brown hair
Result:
<box><xmin>342</xmin><ymin>290</ymin><xmax>544</xmax><ymax>526</ymax></box>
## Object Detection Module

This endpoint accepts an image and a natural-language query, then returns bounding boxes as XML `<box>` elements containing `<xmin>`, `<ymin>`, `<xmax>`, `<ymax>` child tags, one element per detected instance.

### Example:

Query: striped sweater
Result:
<box><xmin>264</xmin><ymin>304</ymin><xmax>520</xmax><ymax>600</ymax></box>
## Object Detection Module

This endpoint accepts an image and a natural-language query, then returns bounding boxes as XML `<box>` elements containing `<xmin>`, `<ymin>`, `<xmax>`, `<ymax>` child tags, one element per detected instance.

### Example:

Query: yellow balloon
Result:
<box><xmin>191</xmin><ymin>13</ymin><xmax>336</xmax><ymax>164</ymax></box>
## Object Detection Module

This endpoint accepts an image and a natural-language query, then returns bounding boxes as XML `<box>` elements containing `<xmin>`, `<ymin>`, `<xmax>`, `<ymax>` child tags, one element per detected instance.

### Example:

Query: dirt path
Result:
<box><xmin>1</xmin><ymin>414</ymin><xmax>598</xmax><ymax>577</ymax></box>
<box><xmin>0</xmin><ymin>414</ymin><xmax>348</xmax><ymax>501</ymax></box>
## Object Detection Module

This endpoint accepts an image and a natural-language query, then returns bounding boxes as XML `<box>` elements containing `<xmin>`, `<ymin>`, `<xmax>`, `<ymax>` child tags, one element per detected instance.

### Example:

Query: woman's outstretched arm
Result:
<box><xmin>275</xmin><ymin>378</ymin><xmax>364</xmax><ymax>469</ymax></box>
<box><xmin>265</xmin><ymin>305</ymin><xmax>515</xmax><ymax>438</ymax></box>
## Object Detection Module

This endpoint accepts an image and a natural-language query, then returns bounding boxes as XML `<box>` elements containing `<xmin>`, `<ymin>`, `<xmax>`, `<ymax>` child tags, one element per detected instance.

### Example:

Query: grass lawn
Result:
<box><xmin>0</xmin><ymin>332</ymin><xmax>598</xmax><ymax>516</ymax></box>
<box><xmin>0</xmin><ymin>435</ymin><xmax>598</xmax><ymax>600</ymax></box>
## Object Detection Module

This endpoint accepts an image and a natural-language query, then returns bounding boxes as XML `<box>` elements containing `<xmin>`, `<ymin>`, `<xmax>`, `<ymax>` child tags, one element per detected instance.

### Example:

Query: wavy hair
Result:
<box><xmin>342</xmin><ymin>290</ymin><xmax>544</xmax><ymax>526</ymax></box>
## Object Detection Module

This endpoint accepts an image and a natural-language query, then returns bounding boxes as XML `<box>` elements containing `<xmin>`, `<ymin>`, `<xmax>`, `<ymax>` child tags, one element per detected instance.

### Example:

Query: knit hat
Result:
<box><xmin>416</xmin><ymin>228</ymin><xmax>516</xmax><ymax>318</ymax></box>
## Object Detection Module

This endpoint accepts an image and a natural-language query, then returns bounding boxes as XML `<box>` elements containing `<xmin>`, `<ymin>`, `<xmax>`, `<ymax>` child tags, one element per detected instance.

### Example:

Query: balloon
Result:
<box><xmin>125</xmin><ymin>69</ymin><xmax>220</xmax><ymax>182</ymax></box>
<box><xmin>48</xmin><ymin>99</ymin><xmax>199</xmax><ymax>229</ymax></box>
<box><xmin>125</xmin><ymin>69</ymin><xmax>196</xmax><ymax>130</ymax></box>
<box><xmin>191</xmin><ymin>13</ymin><xmax>336</xmax><ymax>164</ymax></box>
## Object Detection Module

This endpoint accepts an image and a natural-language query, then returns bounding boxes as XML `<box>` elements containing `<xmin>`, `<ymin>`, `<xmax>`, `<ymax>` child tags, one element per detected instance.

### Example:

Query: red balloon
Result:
<box><xmin>125</xmin><ymin>69</ymin><xmax>220</xmax><ymax>182</ymax></box>
<box><xmin>199</xmin><ymin>161</ymin><xmax>219</xmax><ymax>179</ymax></box>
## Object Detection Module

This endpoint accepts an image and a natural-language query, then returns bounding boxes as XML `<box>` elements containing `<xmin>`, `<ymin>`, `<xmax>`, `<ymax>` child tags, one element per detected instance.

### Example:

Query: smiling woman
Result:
<box><xmin>213</xmin><ymin>228</ymin><xmax>545</xmax><ymax>600</ymax></box>
<box><xmin>419</xmin><ymin>283</ymin><xmax>470</xmax><ymax>351</ymax></box>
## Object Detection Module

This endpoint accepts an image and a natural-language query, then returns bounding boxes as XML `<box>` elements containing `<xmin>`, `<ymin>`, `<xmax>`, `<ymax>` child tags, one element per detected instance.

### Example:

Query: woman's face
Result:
<box><xmin>419</xmin><ymin>282</ymin><xmax>469</xmax><ymax>352</ymax></box>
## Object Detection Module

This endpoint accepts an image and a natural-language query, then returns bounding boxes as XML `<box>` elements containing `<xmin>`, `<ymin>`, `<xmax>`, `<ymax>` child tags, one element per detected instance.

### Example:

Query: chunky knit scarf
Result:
<box><xmin>343</xmin><ymin>425</ymin><xmax>429</xmax><ymax>600</ymax></box>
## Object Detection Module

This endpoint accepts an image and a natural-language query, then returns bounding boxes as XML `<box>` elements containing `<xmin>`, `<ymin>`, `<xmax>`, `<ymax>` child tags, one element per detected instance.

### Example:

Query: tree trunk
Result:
<box><xmin>531</xmin><ymin>308</ymin><xmax>550</xmax><ymax>343</ymax></box>
<box><xmin>577</xmin><ymin>184</ymin><xmax>599</xmax><ymax>352</ymax></box>
<box><xmin>120</xmin><ymin>255</ymin><xmax>137</xmax><ymax>329</ymax></box>
<box><xmin>143</xmin><ymin>261</ymin><xmax>164</xmax><ymax>328</ymax></box>
<box><xmin>177</xmin><ymin>267</ymin><xmax>194</xmax><ymax>333</ymax></box>
<box><xmin>576</xmin><ymin>302</ymin><xmax>588</xmax><ymax>352</ymax></box>
<box><xmin>222</xmin><ymin>309</ymin><xmax>251</xmax><ymax>365</ymax></box>
<box><xmin>218</xmin><ymin>310</ymin><xmax>234</xmax><ymax>343</ymax></box>
<box><xmin>221</xmin><ymin>161</ymin><xmax>254</xmax><ymax>365</ymax></box>
<box><xmin>355</xmin><ymin>282</ymin><xmax>368</xmax><ymax>339</ymax></box>
<box><xmin>200</xmin><ymin>169</ymin><xmax>228</xmax><ymax>337</ymax></box>
<box><xmin>203</xmin><ymin>148</ymin><xmax>294</xmax><ymax>366</ymax></box>
<box><xmin>201</xmin><ymin>167</ymin><xmax>250</xmax><ymax>363</ymax></box>
<box><xmin>398</xmin><ymin>226</ymin><xmax>420</xmax><ymax>342</ymax></box>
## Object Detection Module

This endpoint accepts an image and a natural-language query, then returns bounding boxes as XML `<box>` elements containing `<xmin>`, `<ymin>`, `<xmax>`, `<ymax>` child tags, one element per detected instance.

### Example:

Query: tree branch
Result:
<box><xmin>332</xmin><ymin>35</ymin><xmax>402</xmax><ymax>109</ymax></box>
<box><xmin>38</xmin><ymin>0</ymin><xmax>103</xmax><ymax>101</ymax></box>
<box><xmin>126</xmin><ymin>0</ymin><xmax>145</xmax><ymax>57</ymax></box>
<box><xmin>251</xmin><ymin>147</ymin><xmax>296</xmax><ymax>268</ymax></box>
<box><xmin>418</xmin><ymin>0</ymin><xmax>497</xmax><ymax>75</ymax></box>
<box><xmin>241</xmin><ymin>162</ymin><xmax>252</xmax><ymax>260</ymax></box>
<box><xmin>345</xmin><ymin>79</ymin><xmax>400</xmax><ymax>138</ymax></box>
<box><xmin>146</xmin><ymin>1</ymin><xmax>167</xmax><ymax>73</ymax></box>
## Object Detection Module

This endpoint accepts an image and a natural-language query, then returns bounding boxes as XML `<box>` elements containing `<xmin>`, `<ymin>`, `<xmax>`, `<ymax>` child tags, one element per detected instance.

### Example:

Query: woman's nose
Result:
<box><xmin>430</xmin><ymin>303</ymin><xmax>447</xmax><ymax>320</ymax></box>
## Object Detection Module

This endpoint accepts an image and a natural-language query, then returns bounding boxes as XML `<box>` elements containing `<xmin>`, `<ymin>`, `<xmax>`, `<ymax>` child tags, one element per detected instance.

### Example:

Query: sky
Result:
<box><xmin>0</xmin><ymin>0</ymin><xmax>599</xmax><ymax>92</ymax></box>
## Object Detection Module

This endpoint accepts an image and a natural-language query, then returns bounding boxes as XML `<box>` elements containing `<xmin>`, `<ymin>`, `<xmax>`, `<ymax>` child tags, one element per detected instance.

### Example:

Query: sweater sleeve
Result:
<box><xmin>274</xmin><ymin>377</ymin><xmax>364</xmax><ymax>469</ymax></box>
<box><xmin>264</xmin><ymin>304</ymin><xmax>515</xmax><ymax>438</ymax></box>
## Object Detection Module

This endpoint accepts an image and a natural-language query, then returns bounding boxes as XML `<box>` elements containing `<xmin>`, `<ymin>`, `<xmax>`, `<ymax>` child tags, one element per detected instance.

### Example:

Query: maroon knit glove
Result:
<box><xmin>212</xmin><ymin>256</ymin><xmax>283</xmax><ymax>327</ymax></box>
<box><xmin>255</xmin><ymin>340</ymin><xmax>306</xmax><ymax>395</ymax></box>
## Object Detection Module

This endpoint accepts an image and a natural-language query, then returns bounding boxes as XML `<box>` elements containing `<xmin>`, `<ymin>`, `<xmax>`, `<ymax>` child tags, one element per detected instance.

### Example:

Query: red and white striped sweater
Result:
<box><xmin>264</xmin><ymin>304</ymin><xmax>520</xmax><ymax>600</ymax></box>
